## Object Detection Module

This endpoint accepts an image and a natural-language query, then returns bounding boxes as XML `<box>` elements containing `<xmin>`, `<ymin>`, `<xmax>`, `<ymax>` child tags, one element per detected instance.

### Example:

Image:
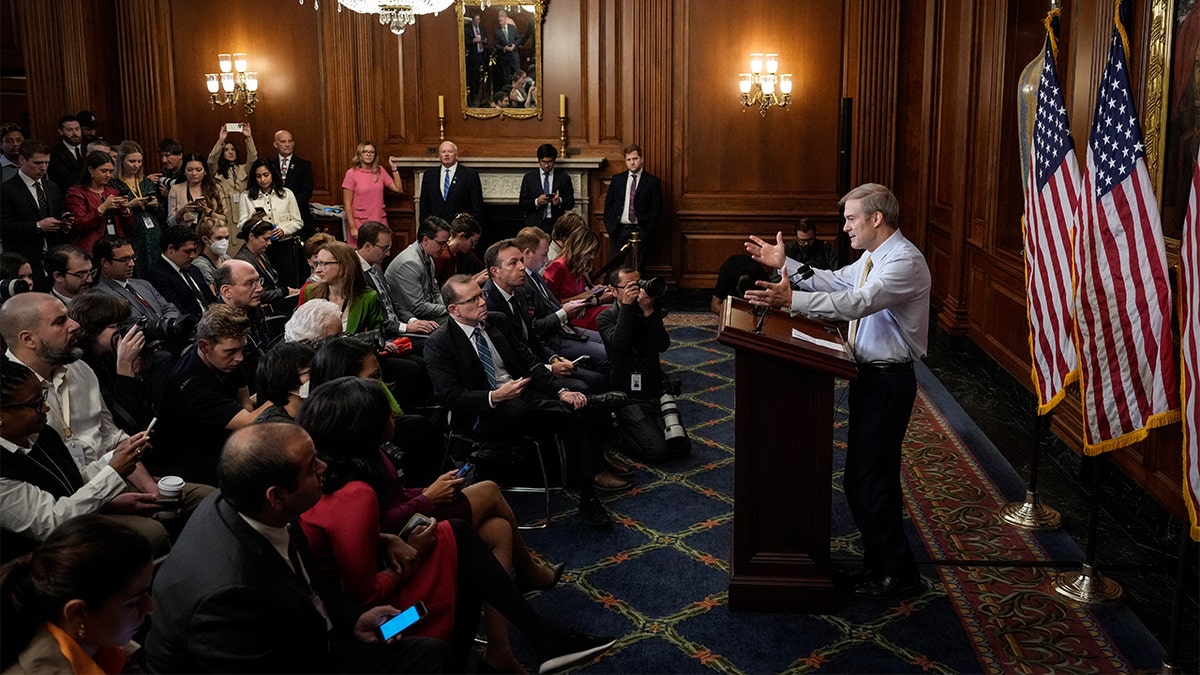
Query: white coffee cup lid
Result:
<box><xmin>158</xmin><ymin>476</ymin><xmax>185</xmax><ymax>491</ymax></box>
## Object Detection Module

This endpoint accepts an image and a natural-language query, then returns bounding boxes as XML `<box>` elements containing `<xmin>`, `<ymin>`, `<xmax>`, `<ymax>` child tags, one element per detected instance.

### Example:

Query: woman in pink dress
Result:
<box><xmin>341</xmin><ymin>141</ymin><xmax>403</xmax><ymax>248</ymax></box>
<box><xmin>542</xmin><ymin>227</ymin><xmax>615</xmax><ymax>331</ymax></box>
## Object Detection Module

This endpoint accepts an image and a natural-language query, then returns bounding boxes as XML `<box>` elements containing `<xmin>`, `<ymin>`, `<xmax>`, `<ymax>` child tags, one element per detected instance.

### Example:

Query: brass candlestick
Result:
<box><xmin>559</xmin><ymin>115</ymin><xmax>568</xmax><ymax>157</ymax></box>
<box><xmin>438</xmin><ymin>115</ymin><xmax>445</xmax><ymax>142</ymax></box>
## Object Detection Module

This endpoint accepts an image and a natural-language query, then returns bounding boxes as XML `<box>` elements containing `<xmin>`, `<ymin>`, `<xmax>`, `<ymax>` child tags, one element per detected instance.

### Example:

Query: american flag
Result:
<box><xmin>1074</xmin><ymin>25</ymin><xmax>1180</xmax><ymax>454</ymax></box>
<box><xmin>1181</xmin><ymin>145</ymin><xmax>1200</xmax><ymax>541</ymax></box>
<box><xmin>1022</xmin><ymin>32</ymin><xmax>1079</xmax><ymax>414</ymax></box>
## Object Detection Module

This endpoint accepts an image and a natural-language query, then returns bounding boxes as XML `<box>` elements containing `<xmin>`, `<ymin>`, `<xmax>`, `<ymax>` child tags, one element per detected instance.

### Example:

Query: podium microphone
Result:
<box><xmin>788</xmin><ymin>262</ymin><xmax>815</xmax><ymax>288</ymax></box>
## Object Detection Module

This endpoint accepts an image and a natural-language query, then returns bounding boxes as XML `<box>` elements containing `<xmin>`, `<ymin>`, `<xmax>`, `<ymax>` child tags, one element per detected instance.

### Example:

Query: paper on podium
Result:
<box><xmin>791</xmin><ymin>328</ymin><xmax>849</xmax><ymax>355</ymax></box>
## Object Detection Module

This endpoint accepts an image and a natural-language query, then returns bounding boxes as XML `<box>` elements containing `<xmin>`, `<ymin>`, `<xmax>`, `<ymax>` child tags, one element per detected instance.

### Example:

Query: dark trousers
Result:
<box><xmin>472</xmin><ymin>393</ymin><xmax>602</xmax><ymax>495</ymax></box>
<box><xmin>845</xmin><ymin>368</ymin><xmax>918</xmax><ymax>577</ymax></box>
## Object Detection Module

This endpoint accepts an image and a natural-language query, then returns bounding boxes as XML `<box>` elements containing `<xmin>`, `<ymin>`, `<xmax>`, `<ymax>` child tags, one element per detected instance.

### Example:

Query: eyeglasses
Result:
<box><xmin>110</xmin><ymin>255</ymin><xmax>136</xmax><ymax>264</ymax></box>
<box><xmin>434</xmin><ymin>239</ymin><xmax>450</xmax><ymax>250</ymax></box>
<box><xmin>451</xmin><ymin>291</ymin><xmax>486</xmax><ymax>305</ymax></box>
<box><xmin>64</xmin><ymin>269</ymin><xmax>98</xmax><ymax>280</ymax></box>
<box><xmin>239</xmin><ymin>277</ymin><xmax>264</xmax><ymax>288</ymax></box>
<box><xmin>311</xmin><ymin>260</ymin><xmax>340</xmax><ymax>269</ymax></box>
<box><xmin>2</xmin><ymin>393</ymin><xmax>46</xmax><ymax>410</ymax></box>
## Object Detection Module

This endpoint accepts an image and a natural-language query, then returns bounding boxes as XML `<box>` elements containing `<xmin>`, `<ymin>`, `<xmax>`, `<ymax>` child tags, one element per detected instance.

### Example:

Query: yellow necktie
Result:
<box><xmin>846</xmin><ymin>256</ymin><xmax>874</xmax><ymax>352</ymax></box>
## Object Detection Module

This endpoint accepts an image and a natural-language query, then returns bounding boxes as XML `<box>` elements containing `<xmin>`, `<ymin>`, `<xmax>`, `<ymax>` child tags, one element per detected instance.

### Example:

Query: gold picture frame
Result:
<box><xmin>457</xmin><ymin>0</ymin><xmax>545</xmax><ymax>120</ymax></box>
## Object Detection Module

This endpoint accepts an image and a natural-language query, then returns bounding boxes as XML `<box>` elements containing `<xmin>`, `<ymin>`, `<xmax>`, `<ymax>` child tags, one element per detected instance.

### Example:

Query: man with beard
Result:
<box><xmin>48</xmin><ymin>115</ymin><xmax>85</xmax><ymax>194</ymax></box>
<box><xmin>0</xmin><ymin>293</ymin><xmax>212</xmax><ymax>554</ymax></box>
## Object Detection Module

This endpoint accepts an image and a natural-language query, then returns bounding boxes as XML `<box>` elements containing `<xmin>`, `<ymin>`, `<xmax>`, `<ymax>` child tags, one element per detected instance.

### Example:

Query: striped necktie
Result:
<box><xmin>473</xmin><ymin>327</ymin><xmax>497</xmax><ymax>389</ymax></box>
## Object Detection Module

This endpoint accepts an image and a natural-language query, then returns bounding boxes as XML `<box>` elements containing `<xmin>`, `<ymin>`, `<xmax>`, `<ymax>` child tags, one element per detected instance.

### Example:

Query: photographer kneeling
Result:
<box><xmin>596</xmin><ymin>266</ymin><xmax>691</xmax><ymax>463</ymax></box>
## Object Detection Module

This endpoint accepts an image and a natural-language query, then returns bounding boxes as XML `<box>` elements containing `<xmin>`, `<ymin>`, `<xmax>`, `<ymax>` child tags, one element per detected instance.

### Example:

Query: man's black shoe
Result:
<box><xmin>602</xmin><ymin>449</ymin><xmax>634</xmax><ymax>477</ymax></box>
<box><xmin>851</xmin><ymin>574</ymin><xmax>923</xmax><ymax>600</ymax></box>
<box><xmin>586</xmin><ymin>391</ymin><xmax>628</xmax><ymax>414</ymax></box>
<box><xmin>832</xmin><ymin>565</ymin><xmax>878</xmax><ymax>587</ymax></box>
<box><xmin>536</xmin><ymin>631</ymin><xmax>616</xmax><ymax>673</ymax></box>
<box><xmin>578</xmin><ymin>496</ymin><xmax>613</xmax><ymax>529</ymax></box>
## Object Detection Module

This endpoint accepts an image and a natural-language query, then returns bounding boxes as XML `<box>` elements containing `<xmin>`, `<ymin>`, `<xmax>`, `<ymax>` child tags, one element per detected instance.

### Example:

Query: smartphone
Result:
<box><xmin>225</xmin><ymin>123</ymin><xmax>244</xmax><ymax>133</ymax></box>
<box><xmin>399</xmin><ymin>513</ymin><xmax>433</xmax><ymax>539</ymax></box>
<box><xmin>454</xmin><ymin>462</ymin><xmax>473</xmax><ymax>479</ymax></box>
<box><xmin>587</xmin><ymin>286</ymin><xmax>605</xmax><ymax>297</ymax></box>
<box><xmin>144</xmin><ymin>417</ymin><xmax>158</xmax><ymax>436</ymax></box>
<box><xmin>570</xmin><ymin>355</ymin><xmax>590</xmax><ymax>366</ymax></box>
<box><xmin>375</xmin><ymin>602</ymin><xmax>427</xmax><ymax>641</ymax></box>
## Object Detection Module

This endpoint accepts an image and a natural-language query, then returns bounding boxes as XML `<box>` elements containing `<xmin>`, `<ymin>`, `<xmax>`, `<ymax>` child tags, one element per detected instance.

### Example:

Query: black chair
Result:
<box><xmin>443</xmin><ymin>413</ymin><xmax>566</xmax><ymax>530</ymax></box>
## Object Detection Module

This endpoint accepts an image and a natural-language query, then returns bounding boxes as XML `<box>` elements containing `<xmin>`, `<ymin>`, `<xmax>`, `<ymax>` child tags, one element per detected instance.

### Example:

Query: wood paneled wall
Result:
<box><xmin>8</xmin><ymin>0</ymin><xmax>1186</xmax><ymax>514</ymax></box>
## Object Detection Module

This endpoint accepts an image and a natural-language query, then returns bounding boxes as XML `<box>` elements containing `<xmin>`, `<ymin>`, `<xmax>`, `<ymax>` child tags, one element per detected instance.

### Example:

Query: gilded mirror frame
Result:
<box><xmin>457</xmin><ymin>0</ymin><xmax>545</xmax><ymax>120</ymax></box>
<box><xmin>1143</xmin><ymin>0</ymin><xmax>1186</xmax><ymax>250</ymax></box>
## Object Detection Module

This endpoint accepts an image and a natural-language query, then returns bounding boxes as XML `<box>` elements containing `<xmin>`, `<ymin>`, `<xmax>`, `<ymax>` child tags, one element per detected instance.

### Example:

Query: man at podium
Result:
<box><xmin>744</xmin><ymin>183</ymin><xmax>931</xmax><ymax>601</ymax></box>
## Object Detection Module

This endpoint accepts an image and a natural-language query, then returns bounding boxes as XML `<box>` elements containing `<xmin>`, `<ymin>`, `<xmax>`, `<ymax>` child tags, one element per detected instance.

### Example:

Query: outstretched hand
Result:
<box><xmin>745</xmin><ymin>231</ymin><xmax>786</xmax><ymax>270</ymax></box>
<box><xmin>743</xmin><ymin>276</ymin><xmax>791</xmax><ymax>310</ymax></box>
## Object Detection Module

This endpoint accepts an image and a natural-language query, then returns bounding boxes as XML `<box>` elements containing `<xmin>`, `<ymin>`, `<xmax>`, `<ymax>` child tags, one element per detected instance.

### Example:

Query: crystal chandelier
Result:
<box><xmin>299</xmin><ymin>0</ymin><xmax>456</xmax><ymax>35</ymax></box>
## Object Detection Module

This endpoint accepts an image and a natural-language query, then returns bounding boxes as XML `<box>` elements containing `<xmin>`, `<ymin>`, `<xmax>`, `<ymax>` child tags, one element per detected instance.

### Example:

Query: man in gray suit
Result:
<box><xmin>92</xmin><ymin>236</ymin><xmax>195</xmax><ymax>352</ymax></box>
<box><xmin>384</xmin><ymin>217</ymin><xmax>452</xmax><ymax>324</ymax></box>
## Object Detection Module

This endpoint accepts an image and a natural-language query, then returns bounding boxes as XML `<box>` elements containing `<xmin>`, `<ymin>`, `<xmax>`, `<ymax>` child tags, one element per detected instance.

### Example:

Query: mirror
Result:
<box><xmin>458</xmin><ymin>1</ymin><xmax>545</xmax><ymax>119</ymax></box>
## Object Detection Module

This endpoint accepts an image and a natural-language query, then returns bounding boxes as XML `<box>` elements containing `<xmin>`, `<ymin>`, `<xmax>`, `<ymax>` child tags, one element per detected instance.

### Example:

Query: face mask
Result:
<box><xmin>297</xmin><ymin>380</ymin><xmax>310</xmax><ymax>399</ymax></box>
<box><xmin>209</xmin><ymin>239</ymin><xmax>230</xmax><ymax>257</ymax></box>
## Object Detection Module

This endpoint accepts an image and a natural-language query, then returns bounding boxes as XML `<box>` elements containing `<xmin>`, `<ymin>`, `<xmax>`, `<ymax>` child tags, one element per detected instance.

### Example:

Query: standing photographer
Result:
<box><xmin>596</xmin><ymin>266</ymin><xmax>690</xmax><ymax>464</ymax></box>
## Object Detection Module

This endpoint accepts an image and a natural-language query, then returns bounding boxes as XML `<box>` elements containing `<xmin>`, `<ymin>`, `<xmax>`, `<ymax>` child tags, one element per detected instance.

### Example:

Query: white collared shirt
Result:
<box><xmin>441</xmin><ymin>163</ymin><xmax>458</xmax><ymax>193</ymax></box>
<box><xmin>18</xmin><ymin>169</ymin><xmax>44</xmax><ymax>209</ymax></box>
<box><xmin>786</xmin><ymin>229</ymin><xmax>931</xmax><ymax>363</ymax></box>
<box><xmin>5</xmin><ymin>349</ymin><xmax>127</xmax><ymax>469</ymax></box>
<box><xmin>239</xmin><ymin>514</ymin><xmax>333</xmax><ymax>630</ymax></box>
<box><xmin>452</xmin><ymin>318</ymin><xmax>513</xmax><ymax>407</ymax></box>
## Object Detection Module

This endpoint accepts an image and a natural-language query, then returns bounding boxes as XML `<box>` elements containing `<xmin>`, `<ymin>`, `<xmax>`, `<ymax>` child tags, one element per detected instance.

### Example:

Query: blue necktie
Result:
<box><xmin>529</xmin><ymin>272</ymin><xmax>561</xmax><ymax>311</ymax></box>
<box><xmin>473</xmin><ymin>327</ymin><xmax>497</xmax><ymax>389</ymax></box>
<box><xmin>443</xmin><ymin>168</ymin><xmax>451</xmax><ymax>200</ymax></box>
<box><xmin>543</xmin><ymin>172</ymin><xmax>552</xmax><ymax>218</ymax></box>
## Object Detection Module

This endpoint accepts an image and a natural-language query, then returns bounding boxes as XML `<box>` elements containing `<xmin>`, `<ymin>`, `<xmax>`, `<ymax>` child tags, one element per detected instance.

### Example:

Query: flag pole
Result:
<box><xmin>1159</xmin><ymin>523</ymin><xmax>1194</xmax><ymax>674</ymax></box>
<box><xmin>1000</xmin><ymin>411</ymin><xmax>1061</xmax><ymax>529</ymax></box>
<box><xmin>1052</xmin><ymin>454</ymin><xmax>1123</xmax><ymax>604</ymax></box>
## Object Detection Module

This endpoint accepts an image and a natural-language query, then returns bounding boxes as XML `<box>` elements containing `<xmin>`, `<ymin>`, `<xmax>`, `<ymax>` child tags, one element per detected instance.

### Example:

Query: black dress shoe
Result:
<box><xmin>586</xmin><ymin>391</ymin><xmax>628</xmax><ymax>414</ymax></box>
<box><xmin>578</xmin><ymin>496</ymin><xmax>613</xmax><ymax>528</ymax></box>
<box><xmin>852</xmin><ymin>574</ymin><xmax>923</xmax><ymax>600</ymax></box>
<box><xmin>832</xmin><ymin>564</ymin><xmax>878</xmax><ymax>587</ymax></box>
<box><xmin>592</xmin><ymin>471</ymin><xmax>631</xmax><ymax>492</ymax></box>
<box><xmin>519</xmin><ymin>562</ymin><xmax>567</xmax><ymax>592</ymax></box>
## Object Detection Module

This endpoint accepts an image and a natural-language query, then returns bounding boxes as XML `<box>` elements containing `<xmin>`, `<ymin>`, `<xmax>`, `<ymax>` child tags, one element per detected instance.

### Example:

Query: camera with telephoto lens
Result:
<box><xmin>117</xmin><ymin>313</ymin><xmax>196</xmax><ymax>349</ymax></box>
<box><xmin>636</xmin><ymin>276</ymin><xmax>666</xmax><ymax>298</ymax></box>
<box><xmin>659</xmin><ymin>392</ymin><xmax>691</xmax><ymax>456</ymax></box>
<box><xmin>0</xmin><ymin>278</ymin><xmax>32</xmax><ymax>301</ymax></box>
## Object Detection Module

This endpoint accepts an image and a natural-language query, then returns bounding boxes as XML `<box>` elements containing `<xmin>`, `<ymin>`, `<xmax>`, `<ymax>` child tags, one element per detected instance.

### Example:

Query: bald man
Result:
<box><xmin>419</xmin><ymin>140</ymin><xmax>483</xmax><ymax>224</ymax></box>
<box><xmin>272</xmin><ymin>129</ymin><xmax>314</xmax><ymax>237</ymax></box>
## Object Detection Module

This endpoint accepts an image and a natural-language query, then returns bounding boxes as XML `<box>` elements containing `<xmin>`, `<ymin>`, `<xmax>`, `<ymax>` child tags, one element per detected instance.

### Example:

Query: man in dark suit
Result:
<box><xmin>274</xmin><ymin>128</ymin><xmax>315</xmax><ymax>237</ymax></box>
<box><xmin>465</xmin><ymin>13</ymin><xmax>487</xmax><ymax>106</ymax></box>
<box><xmin>145</xmin><ymin>423</ymin><xmax>450</xmax><ymax>673</ymax></box>
<box><xmin>144</xmin><ymin>225</ymin><xmax>217</xmax><ymax>321</ymax></box>
<box><xmin>603</xmin><ymin>143</ymin><xmax>664</xmax><ymax>249</ymax></box>
<box><xmin>419</xmin><ymin>140</ymin><xmax>483</xmax><ymax>224</ymax></box>
<box><xmin>424</xmin><ymin>274</ymin><xmax>631</xmax><ymax>528</ymax></box>
<box><xmin>47</xmin><ymin>115</ymin><xmax>85</xmax><ymax>193</ymax></box>
<box><xmin>494</xmin><ymin>10</ymin><xmax>520</xmax><ymax>84</ymax></box>
<box><xmin>518</xmin><ymin>144</ymin><xmax>575</xmax><ymax>232</ymax></box>
<box><xmin>1</xmin><ymin>140</ymin><xmax>69</xmax><ymax>290</ymax></box>
<box><xmin>482</xmin><ymin>239</ymin><xmax>604</xmax><ymax>394</ymax></box>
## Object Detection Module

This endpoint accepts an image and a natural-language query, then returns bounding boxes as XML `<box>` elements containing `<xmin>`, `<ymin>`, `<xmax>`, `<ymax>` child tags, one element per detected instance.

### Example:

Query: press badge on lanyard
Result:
<box><xmin>630</xmin><ymin>372</ymin><xmax>642</xmax><ymax>392</ymax></box>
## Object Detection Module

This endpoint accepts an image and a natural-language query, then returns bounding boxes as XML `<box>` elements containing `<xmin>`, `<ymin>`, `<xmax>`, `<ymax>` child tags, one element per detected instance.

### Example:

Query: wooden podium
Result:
<box><xmin>717</xmin><ymin>297</ymin><xmax>857</xmax><ymax>613</ymax></box>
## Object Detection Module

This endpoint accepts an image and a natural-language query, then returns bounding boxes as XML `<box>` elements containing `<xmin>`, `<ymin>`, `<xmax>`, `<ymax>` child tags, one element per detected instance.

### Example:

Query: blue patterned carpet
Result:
<box><xmin>492</xmin><ymin>320</ymin><xmax>1164</xmax><ymax>673</ymax></box>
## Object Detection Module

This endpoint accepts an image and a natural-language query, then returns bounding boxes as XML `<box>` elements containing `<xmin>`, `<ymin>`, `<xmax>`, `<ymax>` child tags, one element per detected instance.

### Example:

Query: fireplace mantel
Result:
<box><xmin>391</xmin><ymin>156</ymin><xmax>607</xmax><ymax>218</ymax></box>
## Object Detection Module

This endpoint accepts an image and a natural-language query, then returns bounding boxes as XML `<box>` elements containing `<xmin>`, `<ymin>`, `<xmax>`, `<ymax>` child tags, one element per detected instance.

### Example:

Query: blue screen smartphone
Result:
<box><xmin>375</xmin><ymin>601</ymin><xmax>427</xmax><ymax>641</ymax></box>
<box><xmin>455</xmin><ymin>462</ymin><xmax>473</xmax><ymax>479</ymax></box>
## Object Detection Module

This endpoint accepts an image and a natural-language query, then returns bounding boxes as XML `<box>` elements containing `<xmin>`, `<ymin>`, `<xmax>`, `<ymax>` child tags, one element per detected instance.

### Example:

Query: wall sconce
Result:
<box><xmin>205</xmin><ymin>52</ymin><xmax>258</xmax><ymax>115</ymax></box>
<box><xmin>739</xmin><ymin>52</ymin><xmax>792</xmax><ymax>116</ymax></box>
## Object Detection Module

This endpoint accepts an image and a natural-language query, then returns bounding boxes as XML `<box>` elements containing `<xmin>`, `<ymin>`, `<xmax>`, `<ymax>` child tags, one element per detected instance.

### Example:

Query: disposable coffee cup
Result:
<box><xmin>156</xmin><ymin>475</ymin><xmax>183</xmax><ymax>502</ymax></box>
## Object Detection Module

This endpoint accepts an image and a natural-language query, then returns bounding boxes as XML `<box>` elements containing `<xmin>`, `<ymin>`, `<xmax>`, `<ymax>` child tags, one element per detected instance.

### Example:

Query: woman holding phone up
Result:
<box><xmin>167</xmin><ymin>152</ymin><xmax>227</xmax><ymax>229</ymax></box>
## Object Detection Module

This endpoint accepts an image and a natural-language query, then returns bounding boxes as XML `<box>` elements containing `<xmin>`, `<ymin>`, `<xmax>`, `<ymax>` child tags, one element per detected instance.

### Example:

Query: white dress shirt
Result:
<box><xmin>620</xmin><ymin>171</ymin><xmax>641</xmax><ymax>226</ymax></box>
<box><xmin>452</xmin><ymin>318</ymin><xmax>512</xmax><ymax>407</ymax></box>
<box><xmin>786</xmin><ymin>229</ymin><xmax>930</xmax><ymax>363</ymax></box>
<box><xmin>0</xmin><ymin>436</ymin><xmax>126</xmax><ymax>541</ymax></box>
<box><xmin>5</xmin><ymin>350</ymin><xmax>127</xmax><ymax>468</ymax></box>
